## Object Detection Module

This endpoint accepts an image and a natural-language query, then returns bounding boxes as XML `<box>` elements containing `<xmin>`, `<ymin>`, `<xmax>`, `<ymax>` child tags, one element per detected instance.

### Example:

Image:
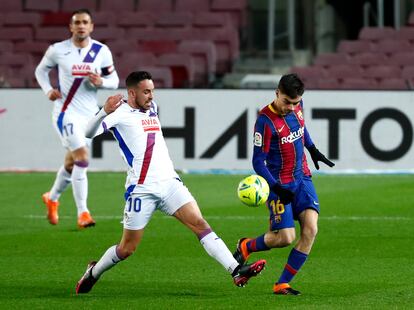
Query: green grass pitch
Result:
<box><xmin>0</xmin><ymin>173</ymin><xmax>413</xmax><ymax>309</ymax></box>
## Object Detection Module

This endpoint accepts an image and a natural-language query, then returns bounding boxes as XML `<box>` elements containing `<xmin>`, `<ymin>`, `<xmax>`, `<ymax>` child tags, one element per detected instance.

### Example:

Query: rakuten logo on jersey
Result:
<box><xmin>142</xmin><ymin>118</ymin><xmax>160</xmax><ymax>132</ymax></box>
<box><xmin>281</xmin><ymin>127</ymin><xmax>304</xmax><ymax>144</ymax></box>
<box><xmin>72</xmin><ymin>64</ymin><xmax>92</xmax><ymax>76</ymax></box>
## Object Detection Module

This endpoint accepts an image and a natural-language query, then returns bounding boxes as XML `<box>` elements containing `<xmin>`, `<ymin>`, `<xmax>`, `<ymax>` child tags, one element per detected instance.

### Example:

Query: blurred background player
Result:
<box><xmin>233</xmin><ymin>73</ymin><xmax>334</xmax><ymax>295</ymax></box>
<box><xmin>76</xmin><ymin>71</ymin><xmax>266</xmax><ymax>294</ymax></box>
<box><xmin>35</xmin><ymin>9</ymin><xmax>119</xmax><ymax>228</ymax></box>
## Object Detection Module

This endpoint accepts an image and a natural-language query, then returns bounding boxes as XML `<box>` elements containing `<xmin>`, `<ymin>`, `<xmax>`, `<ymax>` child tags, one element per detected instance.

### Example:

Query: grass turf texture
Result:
<box><xmin>0</xmin><ymin>173</ymin><xmax>413</xmax><ymax>309</ymax></box>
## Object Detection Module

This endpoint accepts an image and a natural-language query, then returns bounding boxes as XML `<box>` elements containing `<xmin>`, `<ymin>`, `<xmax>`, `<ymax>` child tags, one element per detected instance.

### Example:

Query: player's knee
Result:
<box><xmin>280</xmin><ymin>233</ymin><xmax>296</xmax><ymax>246</ymax></box>
<box><xmin>302</xmin><ymin>225</ymin><xmax>318</xmax><ymax>241</ymax></box>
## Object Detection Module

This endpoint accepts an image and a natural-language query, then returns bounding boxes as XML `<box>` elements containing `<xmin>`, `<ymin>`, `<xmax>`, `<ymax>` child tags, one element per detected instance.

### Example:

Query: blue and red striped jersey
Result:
<box><xmin>252</xmin><ymin>101</ymin><xmax>314</xmax><ymax>186</ymax></box>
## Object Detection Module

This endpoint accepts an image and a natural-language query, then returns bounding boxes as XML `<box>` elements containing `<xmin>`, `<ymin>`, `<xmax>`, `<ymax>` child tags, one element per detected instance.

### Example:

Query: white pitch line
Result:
<box><xmin>23</xmin><ymin>215</ymin><xmax>413</xmax><ymax>221</ymax></box>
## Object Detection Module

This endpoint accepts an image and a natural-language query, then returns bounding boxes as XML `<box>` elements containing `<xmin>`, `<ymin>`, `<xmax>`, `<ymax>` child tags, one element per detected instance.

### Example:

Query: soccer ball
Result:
<box><xmin>237</xmin><ymin>175</ymin><xmax>269</xmax><ymax>207</ymax></box>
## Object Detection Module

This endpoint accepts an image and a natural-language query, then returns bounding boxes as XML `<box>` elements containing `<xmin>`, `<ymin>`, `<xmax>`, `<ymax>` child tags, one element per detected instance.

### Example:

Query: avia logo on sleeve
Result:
<box><xmin>141</xmin><ymin>118</ymin><xmax>160</xmax><ymax>132</ymax></box>
<box><xmin>72</xmin><ymin>63</ymin><xmax>93</xmax><ymax>76</ymax></box>
<box><xmin>281</xmin><ymin>127</ymin><xmax>304</xmax><ymax>144</ymax></box>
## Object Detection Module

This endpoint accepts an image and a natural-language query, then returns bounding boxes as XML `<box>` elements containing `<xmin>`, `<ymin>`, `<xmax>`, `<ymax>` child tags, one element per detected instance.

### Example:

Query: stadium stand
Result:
<box><xmin>0</xmin><ymin>0</ymin><xmax>248</xmax><ymax>88</ymax></box>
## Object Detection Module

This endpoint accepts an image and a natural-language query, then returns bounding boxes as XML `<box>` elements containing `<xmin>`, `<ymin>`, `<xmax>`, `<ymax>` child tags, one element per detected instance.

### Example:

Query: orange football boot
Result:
<box><xmin>233</xmin><ymin>238</ymin><xmax>252</xmax><ymax>265</ymax></box>
<box><xmin>42</xmin><ymin>192</ymin><xmax>59</xmax><ymax>225</ymax></box>
<box><xmin>273</xmin><ymin>283</ymin><xmax>301</xmax><ymax>295</ymax></box>
<box><xmin>77</xmin><ymin>212</ymin><xmax>96</xmax><ymax>229</ymax></box>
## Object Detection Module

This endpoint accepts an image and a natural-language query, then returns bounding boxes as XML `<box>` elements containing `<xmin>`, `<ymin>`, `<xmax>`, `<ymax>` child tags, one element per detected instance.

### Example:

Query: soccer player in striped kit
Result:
<box><xmin>233</xmin><ymin>73</ymin><xmax>335</xmax><ymax>295</ymax></box>
<box><xmin>75</xmin><ymin>71</ymin><xmax>266</xmax><ymax>294</ymax></box>
<box><xmin>35</xmin><ymin>9</ymin><xmax>119</xmax><ymax>228</ymax></box>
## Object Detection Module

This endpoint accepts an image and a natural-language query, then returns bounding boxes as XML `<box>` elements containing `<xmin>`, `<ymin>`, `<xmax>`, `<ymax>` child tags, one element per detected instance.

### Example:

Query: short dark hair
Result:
<box><xmin>71</xmin><ymin>9</ymin><xmax>93</xmax><ymax>22</ymax></box>
<box><xmin>278</xmin><ymin>73</ymin><xmax>305</xmax><ymax>98</ymax></box>
<box><xmin>125</xmin><ymin>71</ymin><xmax>153</xmax><ymax>88</ymax></box>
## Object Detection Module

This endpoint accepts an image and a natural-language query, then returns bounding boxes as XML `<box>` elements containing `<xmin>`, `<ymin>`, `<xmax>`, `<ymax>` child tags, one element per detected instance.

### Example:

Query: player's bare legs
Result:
<box><xmin>174</xmin><ymin>201</ymin><xmax>266</xmax><ymax>286</ymax></box>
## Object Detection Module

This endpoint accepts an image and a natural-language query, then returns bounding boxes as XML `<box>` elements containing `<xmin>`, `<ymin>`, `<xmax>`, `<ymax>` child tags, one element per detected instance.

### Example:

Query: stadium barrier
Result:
<box><xmin>0</xmin><ymin>89</ymin><xmax>413</xmax><ymax>173</ymax></box>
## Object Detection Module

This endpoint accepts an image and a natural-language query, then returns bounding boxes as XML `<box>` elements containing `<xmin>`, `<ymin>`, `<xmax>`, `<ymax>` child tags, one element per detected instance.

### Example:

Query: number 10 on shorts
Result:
<box><xmin>127</xmin><ymin>197</ymin><xmax>141</xmax><ymax>212</ymax></box>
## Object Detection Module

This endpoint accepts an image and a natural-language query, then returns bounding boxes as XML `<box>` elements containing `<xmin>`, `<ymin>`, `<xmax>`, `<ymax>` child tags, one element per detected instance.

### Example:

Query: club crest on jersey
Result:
<box><xmin>72</xmin><ymin>63</ymin><xmax>92</xmax><ymax>76</ymax></box>
<box><xmin>281</xmin><ymin>127</ymin><xmax>304</xmax><ymax>144</ymax></box>
<box><xmin>296</xmin><ymin>110</ymin><xmax>303</xmax><ymax>120</ymax></box>
<box><xmin>254</xmin><ymin>132</ymin><xmax>262</xmax><ymax>147</ymax></box>
<box><xmin>142</xmin><ymin>118</ymin><xmax>160</xmax><ymax>132</ymax></box>
<box><xmin>89</xmin><ymin>50</ymin><xmax>96</xmax><ymax>58</ymax></box>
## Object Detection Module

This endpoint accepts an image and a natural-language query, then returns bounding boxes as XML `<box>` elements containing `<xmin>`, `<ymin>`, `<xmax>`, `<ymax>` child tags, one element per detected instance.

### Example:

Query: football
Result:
<box><xmin>237</xmin><ymin>175</ymin><xmax>269</xmax><ymax>207</ymax></box>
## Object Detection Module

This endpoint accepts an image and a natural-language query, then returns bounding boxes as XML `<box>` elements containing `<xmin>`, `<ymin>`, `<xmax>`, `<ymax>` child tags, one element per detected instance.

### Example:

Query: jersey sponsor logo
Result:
<box><xmin>142</xmin><ymin>118</ymin><xmax>160</xmax><ymax>132</ymax></box>
<box><xmin>72</xmin><ymin>63</ymin><xmax>93</xmax><ymax>76</ymax></box>
<box><xmin>277</xmin><ymin>125</ymin><xmax>285</xmax><ymax>133</ymax></box>
<box><xmin>281</xmin><ymin>127</ymin><xmax>304</xmax><ymax>144</ymax></box>
<box><xmin>254</xmin><ymin>132</ymin><xmax>262</xmax><ymax>146</ymax></box>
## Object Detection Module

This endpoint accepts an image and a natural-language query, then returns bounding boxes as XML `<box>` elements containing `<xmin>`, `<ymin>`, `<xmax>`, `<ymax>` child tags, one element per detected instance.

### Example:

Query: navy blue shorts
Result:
<box><xmin>267</xmin><ymin>175</ymin><xmax>319</xmax><ymax>231</ymax></box>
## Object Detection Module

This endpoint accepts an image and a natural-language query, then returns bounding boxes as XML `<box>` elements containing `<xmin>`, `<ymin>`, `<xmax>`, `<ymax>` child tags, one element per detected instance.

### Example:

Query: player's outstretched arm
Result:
<box><xmin>307</xmin><ymin>145</ymin><xmax>335</xmax><ymax>170</ymax></box>
<box><xmin>85</xmin><ymin>94</ymin><xmax>123</xmax><ymax>138</ymax></box>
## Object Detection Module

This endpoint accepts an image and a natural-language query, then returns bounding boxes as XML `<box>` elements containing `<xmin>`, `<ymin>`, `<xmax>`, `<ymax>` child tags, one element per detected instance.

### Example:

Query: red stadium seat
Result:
<box><xmin>376</xmin><ymin>39</ymin><xmax>411</xmax><ymax>55</ymax></box>
<box><xmin>62</xmin><ymin>0</ymin><xmax>98</xmax><ymax>12</ymax></box>
<box><xmin>337</xmin><ymin>40</ymin><xmax>375</xmax><ymax>54</ymax></box>
<box><xmin>290</xmin><ymin>66</ymin><xmax>327</xmax><ymax>79</ymax></box>
<box><xmin>140</xmin><ymin>41</ymin><xmax>178</xmax><ymax>55</ymax></box>
<box><xmin>377</xmin><ymin>78</ymin><xmax>408</xmax><ymax>90</ymax></box>
<box><xmin>116</xmin><ymin>52</ymin><xmax>157</xmax><ymax>78</ymax></box>
<box><xmin>106</xmin><ymin>39</ymin><xmax>139</xmax><ymax>56</ymax></box>
<box><xmin>408</xmin><ymin>11</ymin><xmax>414</xmax><ymax>26</ymax></box>
<box><xmin>35</xmin><ymin>27</ymin><xmax>69</xmax><ymax>42</ymax></box>
<box><xmin>158</xmin><ymin>53</ymin><xmax>196</xmax><ymax>87</ymax></box>
<box><xmin>192</xmin><ymin>12</ymin><xmax>233</xmax><ymax>28</ymax></box>
<box><xmin>340</xmin><ymin>78</ymin><xmax>378</xmax><ymax>90</ymax></box>
<box><xmin>362</xmin><ymin>65</ymin><xmax>401</xmax><ymax>79</ymax></box>
<box><xmin>155</xmin><ymin>12</ymin><xmax>193</xmax><ymax>28</ymax></box>
<box><xmin>348</xmin><ymin>52</ymin><xmax>387</xmax><ymax>66</ymax></box>
<box><xmin>137</xmin><ymin>0</ymin><xmax>174</xmax><ymax>12</ymax></box>
<box><xmin>0</xmin><ymin>41</ymin><xmax>14</xmax><ymax>53</ymax></box>
<box><xmin>358</xmin><ymin>27</ymin><xmax>396</xmax><ymax>41</ymax></box>
<box><xmin>93</xmin><ymin>12</ymin><xmax>117</xmax><ymax>26</ymax></box>
<box><xmin>314</xmin><ymin>53</ymin><xmax>350</xmax><ymax>66</ymax></box>
<box><xmin>0</xmin><ymin>53</ymin><xmax>33</xmax><ymax>67</ymax></box>
<box><xmin>3</xmin><ymin>12</ymin><xmax>41</xmax><ymax>27</ymax></box>
<box><xmin>315</xmin><ymin>78</ymin><xmax>342</xmax><ymax>90</ymax></box>
<box><xmin>401</xmin><ymin>65</ymin><xmax>414</xmax><ymax>79</ymax></box>
<box><xmin>178</xmin><ymin>40</ymin><xmax>217</xmax><ymax>76</ymax></box>
<box><xmin>0</xmin><ymin>27</ymin><xmax>33</xmax><ymax>41</ymax></box>
<box><xmin>387</xmin><ymin>52</ymin><xmax>414</xmax><ymax>66</ymax></box>
<box><xmin>324</xmin><ymin>64</ymin><xmax>364</xmax><ymax>79</ymax></box>
<box><xmin>25</xmin><ymin>0</ymin><xmax>60</xmax><ymax>12</ymax></box>
<box><xmin>210</xmin><ymin>0</ymin><xmax>248</xmax><ymax>27</ymax></box>
<box><xmin>14</xmin><ymin>41</ymin><xmax>49</xmax><ymax>55</ymax></box>
<box><xmin>116</xmin><ymin>12</ymin><xmax>155</xmax><ymax>28</ymax></box>
<box><xmin>2</xmin><ymin>0</ymin><xmax>23</xmax><ymax>12</ymax></box>
<box><xmin>99</xmin><ymin>0</ymin><xmax>135</xmax><ymax>11</ymax></box>
<box><xmin>41</xmin><ymin>12</ymin><xmax>72</xmax><ymax>26</ymax></box>
<box><xmin>92</xmin><ymin>27</ymin><xmax>125</xmax><ymax>42</ymax></box>
<box><xmin>395</xmin><ymin>26</ymin><xmax>414</xmax><ymax>41</ymax></box>
<box><xmin>139</xmin><ymin>66</ymin><xmax>173</xmax><ymax>88</ymax></box>
<box><xmin>175</xmin><ymin>0</ymin><xmax>210</xmax><ymax>12</ymax></box>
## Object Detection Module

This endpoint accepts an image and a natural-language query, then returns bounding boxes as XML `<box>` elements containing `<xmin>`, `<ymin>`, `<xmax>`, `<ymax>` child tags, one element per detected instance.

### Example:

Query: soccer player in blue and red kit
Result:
<box><xmin>233</xmin><ymin>73</ymin><xmax>334</xmax><ymax>295</ymax></box>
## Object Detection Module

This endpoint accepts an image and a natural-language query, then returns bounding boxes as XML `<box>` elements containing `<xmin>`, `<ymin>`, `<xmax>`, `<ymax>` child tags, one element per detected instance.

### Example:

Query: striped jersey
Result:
<box><xmin>252</xmin><ymin>101</ymin><xmax>313</xmax><ymax>186</ymax></box>
<box><xmin>35</xmin><ymin>38</ymin><xmax>118</xmax><ymax>118</ymax></box>
<box><xmin>101</xmin><ymin>100</ymin><xmax>178</xmax><ymax>189</ymax></box>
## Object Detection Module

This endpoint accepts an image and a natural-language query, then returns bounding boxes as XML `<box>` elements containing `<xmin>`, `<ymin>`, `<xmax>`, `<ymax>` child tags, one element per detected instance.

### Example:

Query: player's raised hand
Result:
<box><xmin>88</xmin><ymin>72</ymin><xmax>103</xmax><ymax>87</ymax></box>
<box><xmin>307</xmin><ymin>145</ymin><xmax>335</xmax><ymax>170</ymax></box>
<box><xmin>103</xmin><ymin>94</ymin><xmax>123</xmax><ymax>114</ymax></box>
<box><xmin>47</xmin><ymin>89</ymin><xmax>62</xmax><ymax>101</ymax></box>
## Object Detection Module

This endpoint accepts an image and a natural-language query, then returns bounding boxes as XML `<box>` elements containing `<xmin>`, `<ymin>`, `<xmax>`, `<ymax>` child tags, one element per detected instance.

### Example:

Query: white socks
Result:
<box><xmin>49</xmin><ymin>166</ymin><xmax>72</xmax><ymax>201</ymax></box>
<box><xmin>72</xmin><ymin>161</ymin><xmax>89</xmax><ymax>216</ymax></box>
<box><xmin>200</xmin><ymin>232</ymin><xmax>239</xmax><ymax>274</ymax></box>
<box><xmin>91</xmin><ymin>245</ymin><xmax>122</xmax><ymax>279</ymax></box>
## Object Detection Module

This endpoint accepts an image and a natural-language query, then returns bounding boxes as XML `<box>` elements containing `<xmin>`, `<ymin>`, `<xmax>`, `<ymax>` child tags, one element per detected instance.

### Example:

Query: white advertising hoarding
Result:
<box><xmin>0</xmin><ymin>89</ymin><xmax>413</xmax><ymax>173</ymax></box>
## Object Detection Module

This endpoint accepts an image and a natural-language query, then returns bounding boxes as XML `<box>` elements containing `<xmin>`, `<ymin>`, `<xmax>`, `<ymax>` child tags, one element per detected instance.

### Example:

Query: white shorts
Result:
<box><xmin>52</xmin><ymin>112</ymin><xmax>92</xmax><ymax>151</ymax></box>
<box><xmin>123</xmin><ymin>178</ymin><xmax>195</xmax><ymax>230</ymax></box>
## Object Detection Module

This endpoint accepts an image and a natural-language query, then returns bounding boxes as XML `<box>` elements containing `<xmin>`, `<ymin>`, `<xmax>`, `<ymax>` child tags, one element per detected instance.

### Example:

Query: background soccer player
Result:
<box><xmin>233</xmin><ymin>73</ymin><xmax>334</xmax><ymax>295</ymax></box>
<box><xmin>75</xmin><ymin>71</ymin><xmax>266</xmax><ymax>294</ymax></box>
<box><xmin>35</xmin><ymin>9</ymin><xmax>119</xmax><ymax>228</ymax></box>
